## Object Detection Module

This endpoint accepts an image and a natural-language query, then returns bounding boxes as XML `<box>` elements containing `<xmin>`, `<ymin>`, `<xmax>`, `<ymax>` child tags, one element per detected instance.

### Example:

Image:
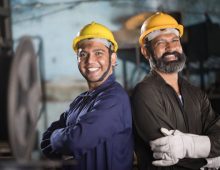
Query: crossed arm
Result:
<box><xmin>41</xmin><ymin>94</ymin><xmax>126</xmax><ymax>159</ymax></box>
<box><xmin>133</xmin><ymin>85</ymin><xmax>220</xmax><ymax>169</ymax></box>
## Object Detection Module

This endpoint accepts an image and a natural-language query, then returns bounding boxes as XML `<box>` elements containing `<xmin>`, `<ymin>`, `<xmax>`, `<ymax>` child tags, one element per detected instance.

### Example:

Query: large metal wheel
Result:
<box><xmin>7</xmin><ymin>36</ymin><xmax>41</xmax><ymax>160</ymax></box>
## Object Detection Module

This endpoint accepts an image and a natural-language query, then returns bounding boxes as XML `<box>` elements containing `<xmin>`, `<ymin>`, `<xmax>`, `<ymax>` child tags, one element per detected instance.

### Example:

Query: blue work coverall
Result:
<box><xmin>41</xmin><ymin>74</ymin><xmax>133</xmax><ymax>170</ymax></box>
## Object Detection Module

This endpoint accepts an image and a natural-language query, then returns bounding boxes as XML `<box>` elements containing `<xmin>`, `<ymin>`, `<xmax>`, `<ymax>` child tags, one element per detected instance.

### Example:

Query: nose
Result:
<box><xmin>86</xmin><ymin>53</ymin><xmax>96</xmax><ymax>63</ymax></box>
<box><xmin>165</xmin><ymin>41</ymin><xmax>176</xmax><ymax>52</ymax></box>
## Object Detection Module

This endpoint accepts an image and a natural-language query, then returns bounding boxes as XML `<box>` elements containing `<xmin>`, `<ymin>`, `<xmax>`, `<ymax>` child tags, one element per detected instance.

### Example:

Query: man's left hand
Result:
<box><xmin>150</xmin><ymin>128</ymin><xmax>210</xmax><ymax>166</ymax></box>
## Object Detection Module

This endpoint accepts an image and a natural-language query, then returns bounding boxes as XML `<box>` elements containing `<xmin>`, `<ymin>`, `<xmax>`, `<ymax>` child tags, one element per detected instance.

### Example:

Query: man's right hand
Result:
<box><xmin>41</xmin><ymin>139</ymin><xmax>54</xmax><ymax>156</ymax></box>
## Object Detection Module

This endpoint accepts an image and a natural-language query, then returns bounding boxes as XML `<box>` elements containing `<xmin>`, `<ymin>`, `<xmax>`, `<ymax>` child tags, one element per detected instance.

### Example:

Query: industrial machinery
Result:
<box><xmin>0</xmin><ymin>0</ymin><xmax>42</xmax><ymax>161</ymax></box>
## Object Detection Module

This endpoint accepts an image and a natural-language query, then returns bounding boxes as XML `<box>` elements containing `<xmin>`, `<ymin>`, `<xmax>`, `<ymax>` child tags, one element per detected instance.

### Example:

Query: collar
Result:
<box><xmin>150</xmin><ymin>70</ymin><xmax>183</xmax><ymax>87</ymax></box>
<box><xmin>80</xmin><ymin>74</ymin><xmax>115</xmax><ymax>97</ymax></box>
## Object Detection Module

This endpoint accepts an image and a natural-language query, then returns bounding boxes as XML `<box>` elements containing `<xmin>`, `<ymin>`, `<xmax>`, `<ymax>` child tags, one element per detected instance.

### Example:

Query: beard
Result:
<box><xmin>149</xmin><ymin>51</ymin><xmax>186</xmax><ymax>73</ymax></box>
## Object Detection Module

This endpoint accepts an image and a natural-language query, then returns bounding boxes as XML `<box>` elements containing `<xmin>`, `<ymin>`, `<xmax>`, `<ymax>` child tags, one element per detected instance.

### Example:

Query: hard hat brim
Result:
<box><xmin>73</xmin><ymin>34</ymin><xmax>118</xmax><ymax>53</ymax></box>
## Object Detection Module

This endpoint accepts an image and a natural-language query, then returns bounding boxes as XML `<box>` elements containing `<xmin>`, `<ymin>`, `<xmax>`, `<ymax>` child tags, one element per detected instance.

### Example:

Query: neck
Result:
<box><xmin>88</xmin><ymin>72</ymin><xmax>112</xmax><ymax>90</ymax></box>
<box><xmin>156</xmin><ymin>70</ymin><xmax>180</xmax><ymax>95</ymax></box>
<box><xmin>88</xmin><ymin>82</ymin><xmax>103</xmax><ymax>90</ymax></box>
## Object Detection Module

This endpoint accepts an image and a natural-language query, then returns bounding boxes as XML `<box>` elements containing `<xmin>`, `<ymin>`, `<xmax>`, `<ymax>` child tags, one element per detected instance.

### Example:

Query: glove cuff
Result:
<box><xmin>185</xmin><ymin>135</ymin><xmax>210</xmax><ymax>158</ymax></box>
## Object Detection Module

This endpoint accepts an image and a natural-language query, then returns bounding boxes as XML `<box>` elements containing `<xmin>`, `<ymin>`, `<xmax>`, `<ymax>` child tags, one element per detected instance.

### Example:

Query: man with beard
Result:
<box><xmin>132</xmin><ymin>12</ymin><xmax>220</xmax><ymax>170</ymax></box>
<box><xmin>40</xmin><ymin>22</ymin><xmax>133</xmax><ymax>170</ymax></box>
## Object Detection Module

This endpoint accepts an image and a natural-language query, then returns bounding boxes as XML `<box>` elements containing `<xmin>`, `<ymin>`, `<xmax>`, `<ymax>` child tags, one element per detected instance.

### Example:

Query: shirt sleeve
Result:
<box><xmin>50</xmin><ymin>93</ymin><xmax>126</xmax><ymax>159</ymax></box>
<box><xmin>132</xmin><ymin>84</ymin><xmax>173</xmax><ymax>142</ymax></box>
<box><xmin>200</xmin><ymin>91</ymin><xmax>220</xmax><ymax>157</ymax></box>
<box><xmin>40</xmin><ymin>112</ymin><xmax>67</xmax><ymax>158</ymax></box>
<box><xmin>42</xmin><ymin>112</ymin><xmax>67</xmax><ymax>140</ymax></box>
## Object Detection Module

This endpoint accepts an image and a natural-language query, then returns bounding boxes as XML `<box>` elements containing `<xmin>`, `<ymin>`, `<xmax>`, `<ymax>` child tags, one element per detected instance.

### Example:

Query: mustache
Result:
<box><xmin>161</xmin><ymin>51</ymin><xmax>181</xmax><ymax>59</ymax></box>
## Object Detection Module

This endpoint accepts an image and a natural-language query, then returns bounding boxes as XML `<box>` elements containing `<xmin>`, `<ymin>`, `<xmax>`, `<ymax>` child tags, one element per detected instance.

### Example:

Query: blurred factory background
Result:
<box><xmin>1</xmin><ymin>0</ymin><xmax>220</xmax><ymax>169</ymax></box>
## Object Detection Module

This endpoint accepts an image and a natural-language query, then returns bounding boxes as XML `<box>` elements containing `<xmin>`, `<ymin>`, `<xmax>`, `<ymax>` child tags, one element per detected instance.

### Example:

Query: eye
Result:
<box><xmin>172</xmin><ymin>38</ymin><xmax>180</xmax><ymax>43</ymax></box>
<box><xmin>78</xmin><ymin>51</ymin><xmax>88</xmax><ymax>58</ymax></box>
<box><xmin>154</xmin><ymin>40</ymin><xmax>166</xmax><ymax>47</ymax></box>
<box><xmin>95</xmin><ymin>51</ymin><xmax>104</xmax><ymax>57</ymax></box>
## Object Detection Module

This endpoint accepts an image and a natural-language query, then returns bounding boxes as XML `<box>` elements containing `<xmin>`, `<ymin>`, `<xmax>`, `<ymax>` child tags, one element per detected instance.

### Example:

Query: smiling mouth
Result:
<box><xmin>164</xmin><ymin>55</ymin><xmax>177</xmax><ymax>61</ymax></box>
<box><xmin>87</xmin><ymin>67</ymin><xmax>99</xmax><ymax>72</ymax></box>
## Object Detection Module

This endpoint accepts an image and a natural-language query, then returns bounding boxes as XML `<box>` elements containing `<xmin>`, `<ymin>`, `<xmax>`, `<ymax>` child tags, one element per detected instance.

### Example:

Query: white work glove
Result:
<box><xmin>201</xmin><ymin>156</ymin><xmax>220</xmax><ymax>169</ymax></box>
<box><xmin>150</xmin><ymin>128</ymin><xmax>211</xmax><ymax>167</ymax></box>
<box><xmin>150</xmin><ymin>128</ymin><xmax>179</xmax><ymax>166</ymax></box>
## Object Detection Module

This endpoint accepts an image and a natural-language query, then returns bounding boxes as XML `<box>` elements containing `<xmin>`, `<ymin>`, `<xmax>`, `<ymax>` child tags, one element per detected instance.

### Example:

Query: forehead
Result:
<box><xmin>78</xmin><ymin>40</ymin><xmax>108</xmax><ymax>51</ymax></box>
<box><xmin>152</xmin><ymin>33</ymin><xmax>179</xmax><ymax>42</ymax></box>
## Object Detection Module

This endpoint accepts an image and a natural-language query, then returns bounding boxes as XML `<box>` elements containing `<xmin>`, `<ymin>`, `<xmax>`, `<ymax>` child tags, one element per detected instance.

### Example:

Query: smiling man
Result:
<box><xmin>40</xmin><ymin>22</ymin><xmax>133</xmax><ymax>170</ymax></box>
<box><xmin>132</xmin><ymin>12</ymin><xmax>220</xmax><ymax>170</ymax></box>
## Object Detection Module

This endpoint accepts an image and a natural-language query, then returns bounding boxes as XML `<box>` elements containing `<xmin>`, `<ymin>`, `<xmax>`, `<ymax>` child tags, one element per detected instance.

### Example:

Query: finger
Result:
<box><xmin>150</xmin><ymin>136</ymin><xmax>169</xmax><ymax>147</ymax></box>
<box><xmin>152</xmin><ymin>160</ymin><xmax>174</xmax><ymax>166</ymax></box>
<box><xmin>152</xmin><ymin>159</ymin><xmax>179</xmax><ymax>166</ymax></box>
<box><xmin>151</xmin><ymin>143</ymin><xmax>169</xmax><ymax>152</ymax></box>
<box><xmin>40</xmin><ymin>139</ymin><xmax>51</xmax><ymax>148</ymax></box>
<box><xmin>173</xmin><ymin>130</ymin><xmax>183</xmax><ymax>135</ymax></box>
<box><xmin>154</xmin><ymin>152</ymin><xmax>174</xmax><ymax>160</ymax></box>
<box><xmin>153</xmin><ymin>152</ymin><xmax>172</xmax><ymax>160</ymax></box>
<box><xmin>42</xmin><ymin>131</ymin><xmax>52</xmax><ymax>139</ymax></box>
<box><xmin>42</xmin><ymin>144</ymin><xmax>53</xmax><ymax>154</ymax></box>
<box><xmin>153</xmin><ymin>152</ymin><xmax>164</xmax><ymax>159</ymax></box>
<box><xmin>153</xmin><ymin>152</ymin><xmax>163</xmax><ymax>159</ymax></box>
<box><xmin>173</xmin><ymin>130</ymin><xmax>198</xmax><ymax>137</ymax></box>
<box><xmin>160</xmin><ymin>128</ymin><xmax>174</xmax><ymax>136</ymax></box>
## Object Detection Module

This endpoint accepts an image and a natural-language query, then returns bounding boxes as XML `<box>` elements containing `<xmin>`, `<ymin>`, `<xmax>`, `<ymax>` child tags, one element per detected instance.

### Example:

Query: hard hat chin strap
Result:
<box><xmin>91</xmin><ymin>48</ymin><xmax>113</xmax><ymax>83</ymax></box>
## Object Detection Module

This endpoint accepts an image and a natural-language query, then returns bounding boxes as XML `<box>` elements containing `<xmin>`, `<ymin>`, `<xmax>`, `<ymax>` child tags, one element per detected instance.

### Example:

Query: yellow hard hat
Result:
<box><xmin>139</xmin><ymin>12</ymin><xmax>184</xmax><ymax>46</ymax></box>
<box><xmin>72</xmin><ymin>22</ymin><xmax>118</xmax><ymax>52</ymax></box>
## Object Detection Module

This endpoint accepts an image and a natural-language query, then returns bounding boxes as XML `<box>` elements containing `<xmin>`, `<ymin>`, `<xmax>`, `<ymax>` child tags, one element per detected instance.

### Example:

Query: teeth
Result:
<box><xmin>88</xmin><ymin>68</ymin><xmax>99</xmax><ymax>72</ymax></box>
<box><xmin>165</xmin><ymin>55</ymin><xmax>176</xmax><ymax>60</ymax></box>
<box><xmin>166</xmin><ymin>55</ymin><xmax>175</xmax><ymax>58</ymax></box>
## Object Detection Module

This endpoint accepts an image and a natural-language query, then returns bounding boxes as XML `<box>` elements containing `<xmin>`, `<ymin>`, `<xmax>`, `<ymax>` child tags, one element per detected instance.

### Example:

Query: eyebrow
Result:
<box><xmin>92</xmin><ymin>49</ymin><xmax>106</xmax><ymax>52</ymax></box>
<box><xmin>79</xmin><ymin>47</ymin><xmax>107</xmax><ymax>54</ymax></box>
<box><xmin>154</xmin><ymin>36</ymin><xmax>180</xmax><ymax>42</ymax></box>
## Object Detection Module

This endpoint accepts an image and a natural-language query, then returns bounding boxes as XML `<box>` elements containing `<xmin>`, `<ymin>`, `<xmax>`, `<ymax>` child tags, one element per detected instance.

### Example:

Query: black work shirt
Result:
<box><xmin>132</xmin><ymin>70</ymin><xmax>220</xmax><ymax>170</ymax></box>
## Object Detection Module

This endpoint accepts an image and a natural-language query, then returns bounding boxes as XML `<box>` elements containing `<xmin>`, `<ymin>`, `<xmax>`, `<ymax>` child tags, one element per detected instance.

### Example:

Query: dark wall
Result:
<box><xmin>0</xmin><ymin>55</ymin><xmax>12</xmax><ymax>141</ymax></box>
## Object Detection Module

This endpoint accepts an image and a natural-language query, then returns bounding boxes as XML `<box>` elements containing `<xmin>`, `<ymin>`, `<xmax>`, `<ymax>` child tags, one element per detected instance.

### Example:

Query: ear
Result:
<box><xmin>141</xmin><ymin>45</ymin><xmax>150</xmax><ymax>60</ymax></box>
<box><xmin>77</xmin><ymin>56</ymin><xmax>81</xmax><ymax>63</ymax></box>
<box><xmin>111</xmin><ymin>52</ymin><xmax>117</xmax><ymax>66</ymax></box>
